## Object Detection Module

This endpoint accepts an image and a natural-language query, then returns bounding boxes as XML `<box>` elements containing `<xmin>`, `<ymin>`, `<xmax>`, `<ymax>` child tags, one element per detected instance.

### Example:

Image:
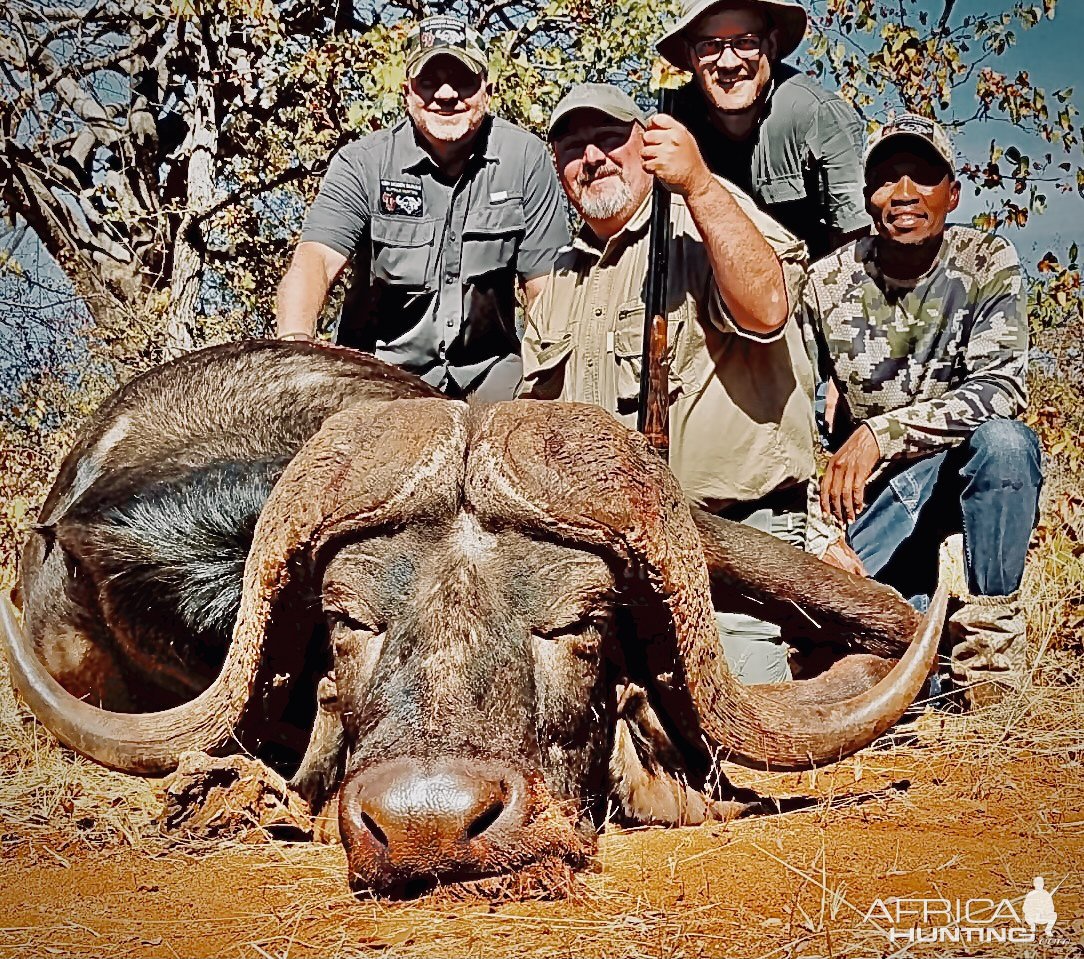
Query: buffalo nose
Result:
<box><xmin>340</xmin><ymin>757</ymin><xmax>526</xmax><ymax>892</ymax></box>
<box><xmin>358</xmin><ymin>764</ymin><xmax>508</xmax><ymax>847</ymax></box>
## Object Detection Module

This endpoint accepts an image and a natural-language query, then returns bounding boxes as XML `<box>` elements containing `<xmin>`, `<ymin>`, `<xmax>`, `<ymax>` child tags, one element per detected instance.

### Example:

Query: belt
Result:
<box><xmin>715</xmin><ymin>482</ymin><xmax>808</xmax><ymax>524</ymax></box>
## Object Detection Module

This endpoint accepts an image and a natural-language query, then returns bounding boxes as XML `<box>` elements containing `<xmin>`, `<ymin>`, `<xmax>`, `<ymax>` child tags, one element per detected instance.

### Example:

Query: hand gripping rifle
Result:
<box><xmin>636</xmin><ymin>86</ymin><xmax>675</xmax><ymax>462</ymax></box>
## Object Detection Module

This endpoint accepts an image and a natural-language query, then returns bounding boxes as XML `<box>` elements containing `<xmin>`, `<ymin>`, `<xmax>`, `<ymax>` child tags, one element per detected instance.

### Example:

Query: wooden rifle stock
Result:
<box><xmin>638</xmin><ymin>313</ymin><xmax>670</xmax><ymax>459</ymax></box>
<box><xmin>636</xmin><ymin>87</ymin><xmax>675</xmax><ymax>462</ymax></box>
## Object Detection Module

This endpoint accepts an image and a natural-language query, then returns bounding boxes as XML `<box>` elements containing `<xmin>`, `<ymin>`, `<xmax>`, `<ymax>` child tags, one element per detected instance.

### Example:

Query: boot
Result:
<box><xmin>948</xmin><ymin>592</ymin><xmax>1028</xmax><ymax>709</ymax></box>
<box><xmin>934</xmin><ymin>534</ymin><xmax>1028</xmax><ymax>710</ymax></box>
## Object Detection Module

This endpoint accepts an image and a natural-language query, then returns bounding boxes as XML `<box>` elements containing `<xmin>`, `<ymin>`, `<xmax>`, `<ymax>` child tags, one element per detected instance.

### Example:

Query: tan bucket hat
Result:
<box><xmin>656</xmin><ymin>0</ymin><xmax>809</xmax><ymax>73</ymax></box>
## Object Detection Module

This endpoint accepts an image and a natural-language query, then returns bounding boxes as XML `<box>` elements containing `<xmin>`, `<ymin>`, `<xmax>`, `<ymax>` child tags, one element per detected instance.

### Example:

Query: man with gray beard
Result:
<box><xmin>520</xmin><ymin>83</ymin><xmax>822</xmax><ymax>683</ymax></box>
<box><xmin>276</xmin><ymin>16</ymin><xmax>568</xmax><ymax>400</ymax></box>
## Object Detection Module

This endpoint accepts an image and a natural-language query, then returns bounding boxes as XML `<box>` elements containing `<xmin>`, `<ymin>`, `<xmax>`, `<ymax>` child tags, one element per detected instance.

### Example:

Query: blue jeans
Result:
<box><xmin>847</xmin><ymin>421</ymin><xmax>1042</xmax><ymax>605</ymax></box>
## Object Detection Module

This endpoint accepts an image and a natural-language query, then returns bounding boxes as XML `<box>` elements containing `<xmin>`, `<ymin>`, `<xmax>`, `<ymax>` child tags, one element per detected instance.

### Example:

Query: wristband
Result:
<box><xmin>277</xmin><ymin>331</ymin><xmax>314</xmax><ymax>342</ymax></box>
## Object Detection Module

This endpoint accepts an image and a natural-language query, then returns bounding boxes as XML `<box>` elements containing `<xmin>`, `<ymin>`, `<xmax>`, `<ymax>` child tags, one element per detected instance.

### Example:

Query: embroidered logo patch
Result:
<box><xmin>420</xmin><ymin>18</ymin><xmax>466</xmax><ymax>49</ymax></box>
<box><xmin>379</xmin><ymin>180</ymin><xmax>423</xmax><ymax>217</ymax></box>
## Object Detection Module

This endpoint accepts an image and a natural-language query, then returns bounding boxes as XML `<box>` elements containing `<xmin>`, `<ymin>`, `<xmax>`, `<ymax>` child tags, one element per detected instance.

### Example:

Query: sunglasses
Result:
<box><xmin>690</xmin><ymin>33</ymin><xmax>764</xmax><ymax>64</ymax></box>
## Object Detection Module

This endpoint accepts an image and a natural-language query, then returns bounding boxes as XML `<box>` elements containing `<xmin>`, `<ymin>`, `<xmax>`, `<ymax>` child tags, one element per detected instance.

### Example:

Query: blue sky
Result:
<box><xmin>937</xmin><ymin>0</ymin><xmax>1083</xmax><ymax>259</ymax></box>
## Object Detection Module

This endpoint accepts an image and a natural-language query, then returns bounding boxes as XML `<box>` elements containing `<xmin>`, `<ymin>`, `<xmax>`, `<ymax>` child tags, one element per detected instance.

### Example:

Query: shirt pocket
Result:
<box><xmin>462</xmin><ymin>199</ymin><xmax>526</xmax><ymax>281</ymax></box>
<box><xmin>370</xmin><ymin>216</ymin><xmax>436</xmax><ymax>289</ymax></box>
<box><xmin>521</xmin><ymin>332</ymin><xmax>573</xmax><ymax>400</ymax></box>
<box><xmin>612</xmin><ymin>299</ymin><xmax>686</xmax><ymax>409</ymax></box>
<box><xmin>757</xmin><ymin>172</ymin><xmax>807</xmax><ymax>207</ymax></box>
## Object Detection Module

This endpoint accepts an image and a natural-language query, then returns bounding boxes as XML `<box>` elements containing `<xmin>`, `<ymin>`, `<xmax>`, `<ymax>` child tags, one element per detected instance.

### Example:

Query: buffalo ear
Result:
<box><xmin>48</xmin><ymin>458</ymin><xmax>291</xmax><ymax>700</ymax></box>
<box><xmin>612</xmin><ymin>595</ymin><xmax>712</xmax><ymax>770</ymax></box>
<box><xmin>4</xmin><ymin>398</ymin><xmax>467</xmax><ymax>777</ymax></box>
<box><xmin>611</xmin><ymin>682</ymin><xmax>753</xmax><ymax>826</ymax></box>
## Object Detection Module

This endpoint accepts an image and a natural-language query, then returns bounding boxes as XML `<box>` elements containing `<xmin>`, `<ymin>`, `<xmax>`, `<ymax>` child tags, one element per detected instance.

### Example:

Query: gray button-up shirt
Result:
<box><xmin>301</xmin><ymin>115</ymin><xmax>569</xmax><ymax>393</ymax></box>
<box><xmin>673</xmin><ymin>65</ymin><xmax>868</xmax><ymax>259</ymax></box>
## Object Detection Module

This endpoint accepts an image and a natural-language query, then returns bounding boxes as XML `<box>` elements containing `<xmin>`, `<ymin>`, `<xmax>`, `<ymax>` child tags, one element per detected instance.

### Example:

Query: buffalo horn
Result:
<box><xmin>1</xmin><ymin>400</ymin><xmax>466</xmax><ymax>775</ymax></box>
<box><xmin>467</xmin><ymin>401</ymin><xmax>946</xmax><ymax>772</ymax></box>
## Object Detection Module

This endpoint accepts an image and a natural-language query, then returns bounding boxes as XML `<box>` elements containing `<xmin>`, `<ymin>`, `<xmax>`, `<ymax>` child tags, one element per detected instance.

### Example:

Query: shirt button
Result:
<box><xmin>449</xmin><ymin>232</ymin><xmax>457</xmax><ymax>241</ymax></box>
<box><xmin>594</xmin><ymin>308</ymin><xmax>603</xmax><ymax>317</ymax></box>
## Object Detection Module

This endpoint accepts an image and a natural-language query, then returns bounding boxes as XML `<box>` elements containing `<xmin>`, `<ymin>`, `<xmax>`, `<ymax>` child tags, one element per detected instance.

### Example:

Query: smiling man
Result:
<box><xmin>801</xmin><ymin>115</ymin><xmax>1042</xmax><ymax>708</ymax></box>
<box><xmin>276</xmin><ymin>16</ymin><xmax>568</xmax><ymax>399</ymax></box>
<box><xmin>521</xmin><ymin>83</ymin><xmax>818</xmax><ymax>684</ymax></box>
<box><xmin>656</xmin><ymin>0</ymin><xmax>868</xmax><ymax>258</ymax></box>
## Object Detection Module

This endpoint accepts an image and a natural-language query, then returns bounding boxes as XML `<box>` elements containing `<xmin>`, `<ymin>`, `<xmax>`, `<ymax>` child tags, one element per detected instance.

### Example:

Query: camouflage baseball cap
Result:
<box><xmin>405</xmin><ymin>16</ymin><xmax>489</xmax><ymax>79</ymax></box>
<box><xmin>863</xmin><ymin>113</ymin><xmax>956</xmax><ymax>174</ymax></box>
<box><xmin>547</xmin><ymin>83</ymin><xmax>648</xmax><ymax>140</ymax></box>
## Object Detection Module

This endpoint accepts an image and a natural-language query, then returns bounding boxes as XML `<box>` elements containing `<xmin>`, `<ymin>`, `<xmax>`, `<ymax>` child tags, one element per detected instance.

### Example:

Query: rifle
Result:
<box><xmin>636</xmin><ymin>86</ymin><xmax>675</xmax><ymax>462</ymax></box>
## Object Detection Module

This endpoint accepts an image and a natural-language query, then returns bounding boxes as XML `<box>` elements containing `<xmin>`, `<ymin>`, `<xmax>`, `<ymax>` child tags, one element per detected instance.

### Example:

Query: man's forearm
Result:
<box><xmin>684</xmin><ymin>179</ymin><xmax>788</xmax><ymax>335</ymax></box>
<box><xmin>275</xmin><ymin>262</ymin><xmax>329</xmax><ymax>338</ymax></box>
<box><xmin>864</xmin><ymin>369</ymin><xmax>1027</xmax><ymax>462</ymax></box>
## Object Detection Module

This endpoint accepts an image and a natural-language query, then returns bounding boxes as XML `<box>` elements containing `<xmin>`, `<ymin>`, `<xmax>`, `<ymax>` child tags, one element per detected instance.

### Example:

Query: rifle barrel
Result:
<box><xmin>636</xmin><ymin>87</ymin><xmax>675</xmax><ymax>461</ymax></box>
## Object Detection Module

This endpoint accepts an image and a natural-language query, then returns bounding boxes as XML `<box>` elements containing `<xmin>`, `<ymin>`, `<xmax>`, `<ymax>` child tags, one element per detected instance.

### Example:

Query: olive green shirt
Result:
<box><xmin>672</xmin><ymin>66</ymin><xmax>868</xmax><ymax>259</ymax></box>
<box><xmin>519</xmin><ymin>180</ymin><xmax>817</xmax><ymax>513</ymax></box>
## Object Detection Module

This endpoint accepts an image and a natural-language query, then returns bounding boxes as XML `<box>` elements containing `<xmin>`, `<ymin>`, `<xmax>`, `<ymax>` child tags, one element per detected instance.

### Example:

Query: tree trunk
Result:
<box><xmin>164</xmin><ymin>20</ymin><xmax>220</xmax><ymax>357</ymax></box>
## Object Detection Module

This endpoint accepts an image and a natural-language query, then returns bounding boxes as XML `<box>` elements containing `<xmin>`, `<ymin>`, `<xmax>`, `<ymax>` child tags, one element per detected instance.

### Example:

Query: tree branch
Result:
<box><xmin>937</xmin><ymin>0</ymin><xmax>957</xmax><ymax>34</ymax></box>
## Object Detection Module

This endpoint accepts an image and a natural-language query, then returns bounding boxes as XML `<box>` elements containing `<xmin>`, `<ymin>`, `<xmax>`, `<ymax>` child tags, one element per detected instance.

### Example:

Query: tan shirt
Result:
<box><xmin>520</xmin><ymin>180</ymin><xmax>817</xmax><ymax>513</ymax></box>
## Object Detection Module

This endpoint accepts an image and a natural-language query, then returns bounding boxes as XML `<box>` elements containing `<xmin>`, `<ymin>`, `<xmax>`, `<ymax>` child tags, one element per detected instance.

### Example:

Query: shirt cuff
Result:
<box><xmin>516</xmin><ymin>245</ymin><xmax>565</xmax><ymax>283</ymax></box>
<box><xmin>708</xmin><ymin>285</ymin><xmax>788</xmax><ymax>342</ymax></box>
<box><xmin>298</xmin><ymin>231</ymin><xmax>354</xmax><ymax>259</ymax></box>
<box><xmin>864</xmin><ymin>414</ymin><xmax>902</xmax><ymax>460</ymax></box>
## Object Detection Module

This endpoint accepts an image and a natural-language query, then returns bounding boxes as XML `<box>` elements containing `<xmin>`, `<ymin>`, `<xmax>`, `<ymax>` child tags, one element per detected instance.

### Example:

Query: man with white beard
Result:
<box><xmin>276</xmin><ymin>16</ymin><xmax>568</xmax><ymax>400</ymax></box>
<box><xmin>520</xmin><ymin>83</ymin><xmax>827</xmax><ymax>683</ymax></box>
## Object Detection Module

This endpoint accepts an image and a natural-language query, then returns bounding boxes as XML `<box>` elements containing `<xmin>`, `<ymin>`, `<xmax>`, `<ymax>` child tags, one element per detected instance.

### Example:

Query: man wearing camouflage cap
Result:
<box><xmin>657</xmin><ymin>0</ymin><xmax>868</xmax><ymax>259</ymax></box>
<box><xmin>521</xmin><ymin>82</ymin><xmax>822</xmax><ymax>683</ymax></box>
<box><xmin>276</xmin><ymin>15</ymin><xmax>568</xmax><ymax>400</ymax></box>
<box><xmin>802</xmin><ymin>114</ymin><xmax>1042</xmax><ymax>708</ymax></box>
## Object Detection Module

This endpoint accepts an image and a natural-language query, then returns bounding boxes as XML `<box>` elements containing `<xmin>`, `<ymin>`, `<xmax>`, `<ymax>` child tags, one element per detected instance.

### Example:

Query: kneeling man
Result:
<box><xmin>521</xmin><ymin>83</ymin><xmax>818</xmax><ymax>683</ymax></box>
<box><xmin>802</xmin><ymin>115</ymin><xmax>1042</xmax><ymax>707</ymax></box>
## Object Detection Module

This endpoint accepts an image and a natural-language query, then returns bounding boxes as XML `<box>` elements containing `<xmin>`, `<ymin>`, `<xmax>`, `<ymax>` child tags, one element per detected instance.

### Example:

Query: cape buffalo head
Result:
<box><xmin>1</xmin><ymin>343</ymin><xmax>945</xmax><ymax>897</ymax></box>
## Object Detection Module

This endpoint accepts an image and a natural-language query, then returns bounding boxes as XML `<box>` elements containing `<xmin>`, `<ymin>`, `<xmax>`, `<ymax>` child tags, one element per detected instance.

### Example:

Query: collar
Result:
<box><xmin>864</xmin><ymin>230</ymin><xmax>951</xmax><ymax>289</ymax></box>
<box><xmin>572</xmin><ymin>190</ymin><xmax>653</xmax><ymax>264</ymax></box>
<box><xmin>397</xmin><ymin>114</ymin><xmax>498</xmax><ymax>174</ymax></box>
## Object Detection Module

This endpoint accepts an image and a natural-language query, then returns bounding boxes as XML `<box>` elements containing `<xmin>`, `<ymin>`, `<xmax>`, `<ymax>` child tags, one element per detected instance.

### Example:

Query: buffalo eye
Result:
<box><xmin>326</xmin><ymin>608</ymin><xmax>384</xmax><ymax>660</ymax></box>
<box><xmin>327</xmin><ymin>609</ymin><xmax>379</xmax><ymax>634</ymax></box>
<box><xmin>534</xmin><ymin>607</ymin><xmax>613</xmax><ymax>658</ymax></box>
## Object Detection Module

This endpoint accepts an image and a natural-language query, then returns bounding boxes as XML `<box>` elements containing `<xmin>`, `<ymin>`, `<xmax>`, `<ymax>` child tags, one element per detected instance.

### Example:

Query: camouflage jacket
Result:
<box><xmin>801</xmin><ymin>227</ymin><xmax>1028</xmax><ymax>461</ymax></box>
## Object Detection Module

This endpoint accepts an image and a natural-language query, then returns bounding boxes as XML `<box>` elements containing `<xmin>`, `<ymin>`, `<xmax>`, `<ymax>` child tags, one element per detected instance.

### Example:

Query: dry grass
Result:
<box><xmin>0</xmin><ymin>654</ymin><xmax>161</xmax><ymax>852</ymax></box>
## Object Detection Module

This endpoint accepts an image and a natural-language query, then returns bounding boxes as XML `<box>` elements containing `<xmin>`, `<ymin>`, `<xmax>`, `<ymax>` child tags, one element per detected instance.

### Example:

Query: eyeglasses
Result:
<box><xmin>691</xmin><ymin>34</ymin><xmax>764</xmax><ymax>63</ymax></box>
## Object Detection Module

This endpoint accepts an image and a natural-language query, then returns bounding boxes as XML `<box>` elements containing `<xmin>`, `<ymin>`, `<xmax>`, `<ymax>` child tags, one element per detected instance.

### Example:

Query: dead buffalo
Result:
<box><xmin>1</xmin><ymin>340</ymin><xmax>945</xmax><ymax>897</ymax></box>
